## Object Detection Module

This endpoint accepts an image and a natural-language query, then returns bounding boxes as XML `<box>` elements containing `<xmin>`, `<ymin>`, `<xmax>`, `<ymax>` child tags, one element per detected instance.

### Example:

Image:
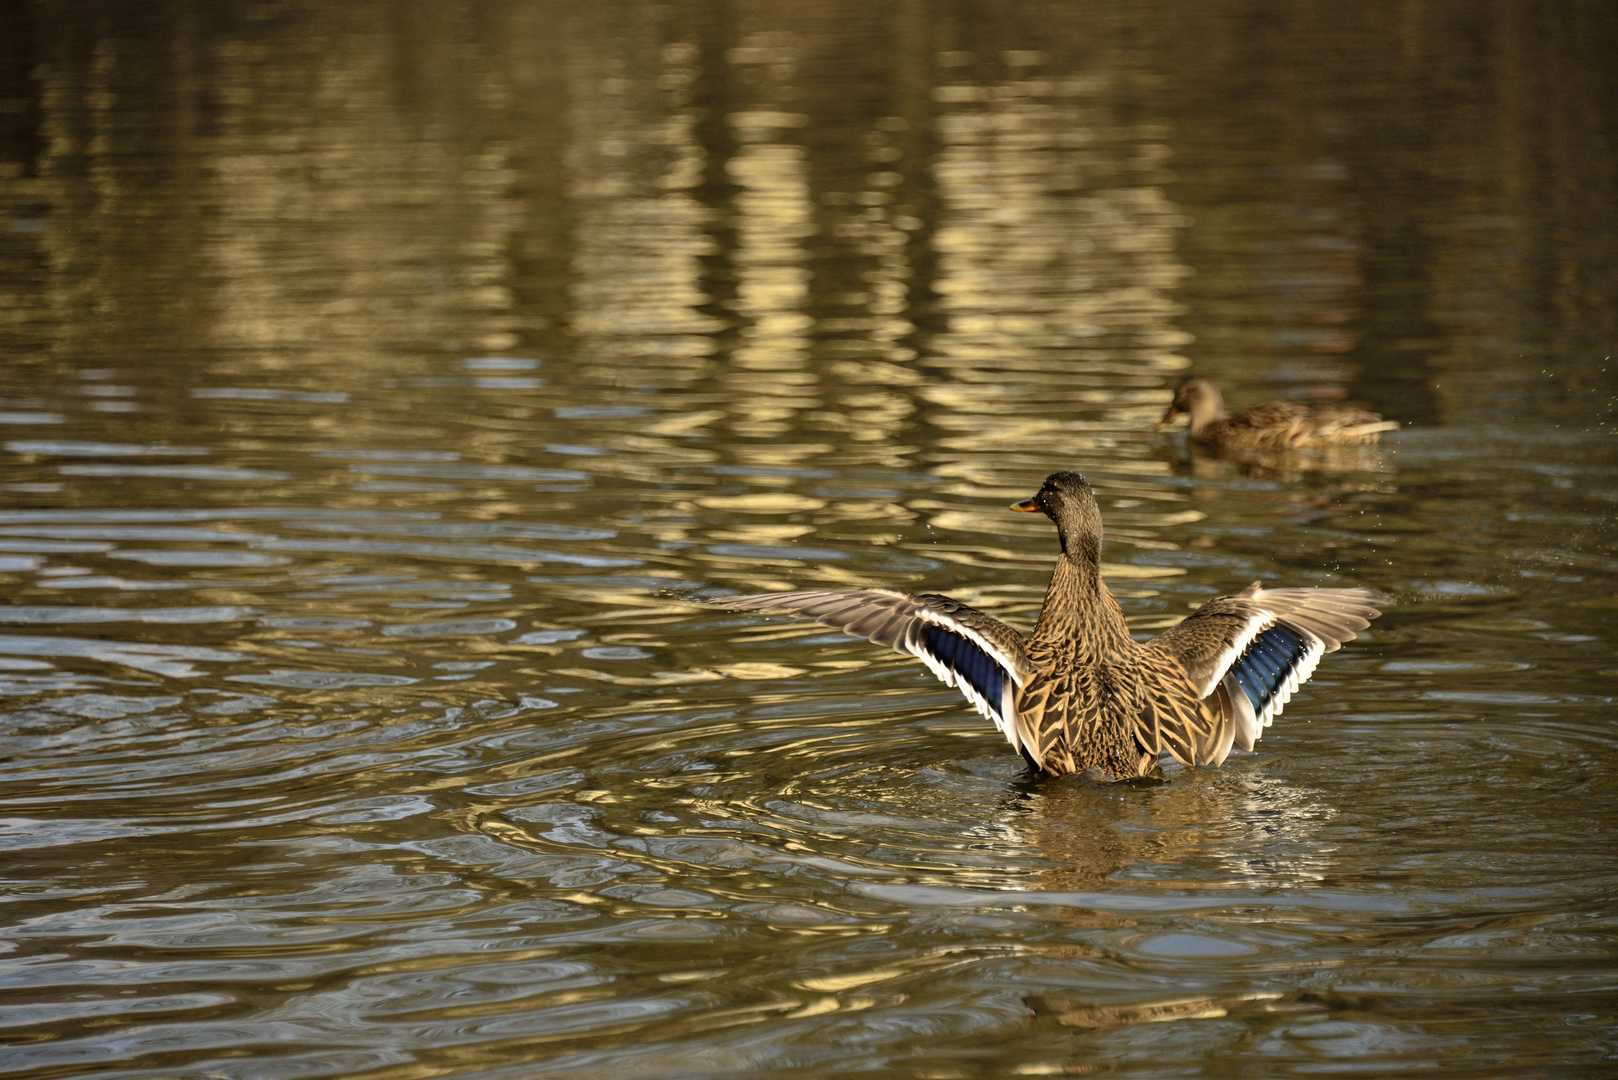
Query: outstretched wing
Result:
<box><xmin>707</xmin><ymin>588</ymin><xmax>1033</xmax><ymax>749</ymax></box>
<box><xmin>1146</xmin><ymin>582</ymin><xmax>1388</xmax><ymax>758</ymax></box>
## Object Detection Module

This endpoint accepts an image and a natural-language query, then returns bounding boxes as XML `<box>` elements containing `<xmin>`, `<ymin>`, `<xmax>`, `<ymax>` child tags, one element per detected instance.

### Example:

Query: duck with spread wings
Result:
<box><xmin>708</xmin><ymin>472</ymin><xmax>1387</xmax><ymax>780</ymax></box>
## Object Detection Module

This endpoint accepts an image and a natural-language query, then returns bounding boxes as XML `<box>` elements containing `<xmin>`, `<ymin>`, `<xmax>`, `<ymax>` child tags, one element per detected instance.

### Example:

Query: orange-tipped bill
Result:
<box><xmin>1011</xmin><ymin>497</ymin><xmax>1041</xmax><ymax>512</ymax></box>
<box><xmin>1156</xmin><ymin>404</ymin><xmax>1184</xmax><ymax>430</ymax></box>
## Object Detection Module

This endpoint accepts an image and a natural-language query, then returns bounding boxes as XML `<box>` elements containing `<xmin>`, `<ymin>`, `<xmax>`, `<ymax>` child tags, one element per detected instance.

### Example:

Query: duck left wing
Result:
<box><xmin>1145</xmin><ymin>582</ymin><xmax>1388</xmax><ymax>759</ymax></box>
<box><xmin>707</xmin><ymin>588</ymin><xmax>1034</xmax><ymax>747</ymax></box>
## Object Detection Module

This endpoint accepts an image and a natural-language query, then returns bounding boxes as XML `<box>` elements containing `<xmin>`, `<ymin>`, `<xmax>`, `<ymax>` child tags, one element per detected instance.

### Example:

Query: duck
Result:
<box><xmin>1159</xmin><ymin>376</ymin><xmax>1398</xmax><ymax>450</ymax></box>
<box><xmin>709</xmin><ymin>472</ymin><xmax>1387</xmax><ymax>779</ymax></box>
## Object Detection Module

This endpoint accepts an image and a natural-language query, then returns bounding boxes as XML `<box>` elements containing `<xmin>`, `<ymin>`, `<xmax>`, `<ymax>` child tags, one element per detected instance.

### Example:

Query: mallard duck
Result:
<box><xmin>709</xmin><ymin>472</ymin><xmax>1387</xmax><ymax>779</ymax></box>
<box><xmin>1159</xmin><ymin>376</ymin><xmax>1398</xmax><ymax>450</ymax></box>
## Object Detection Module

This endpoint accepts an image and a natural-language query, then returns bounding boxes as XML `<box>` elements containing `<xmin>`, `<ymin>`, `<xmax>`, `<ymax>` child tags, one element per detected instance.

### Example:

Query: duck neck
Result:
<box><xmin>1031</xmin><ymin>549</ymin><xmax>1134</xmax><ymax>661</ymax></box>
<box><xmin>1187</xmin><ymin>390</ymin><xmax>1226</xmax><ymax>438</ymax></box>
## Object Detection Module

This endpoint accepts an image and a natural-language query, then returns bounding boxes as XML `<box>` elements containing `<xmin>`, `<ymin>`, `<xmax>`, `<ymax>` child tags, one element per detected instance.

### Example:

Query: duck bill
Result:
<box><xmin>1156</xmin><ymin>405</ymin><xmax>1183</xmax><ymax>430</ymax></box>
<box><xmin>1010</xmin><ymin>497</ymin><xmax>1041</xmax><ymax>512</ymax></box>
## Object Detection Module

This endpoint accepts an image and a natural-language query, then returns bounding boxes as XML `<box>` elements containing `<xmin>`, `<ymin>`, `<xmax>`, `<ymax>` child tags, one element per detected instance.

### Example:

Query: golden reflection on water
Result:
<box><xmin>926</xmin><ymin>69</ymin><xmax>1190</xmax><ymax>467</ymax></box>
<box><xmin>569</xmin><ymin>38</ymin><xmax>721</xmax><ymax>384</ymax></box>
<box><xmin>32</xmin><ymin>13</ymin><xmax>533</xmax><ymax>371</ymax></box>
<box><xmin>724</xmin><ymin>128</ymin><xmax>818</xmax><ymax>435</ymax></box>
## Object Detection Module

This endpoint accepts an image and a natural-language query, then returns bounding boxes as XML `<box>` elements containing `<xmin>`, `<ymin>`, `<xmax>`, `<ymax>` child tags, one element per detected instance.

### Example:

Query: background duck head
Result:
<box><xmin>1157</xmin><ymin>377</ymin><xmax>1223</xmax><ymax>436</ymax></box>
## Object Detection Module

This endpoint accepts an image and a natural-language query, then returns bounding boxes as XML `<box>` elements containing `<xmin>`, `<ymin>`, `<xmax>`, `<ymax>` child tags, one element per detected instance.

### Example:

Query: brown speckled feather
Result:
<box><xmin>707</xmin><ymin>472</ymin><xmax>1389</xmax><ymax>780</ymax></box>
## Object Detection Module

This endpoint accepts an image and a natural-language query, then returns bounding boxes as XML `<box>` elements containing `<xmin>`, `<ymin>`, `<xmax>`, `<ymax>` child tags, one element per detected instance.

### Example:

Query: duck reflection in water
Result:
<box><xmin>968</xmin><ymin>766</ymin><xmax>1340</xmax><ymax>895</ymax></box>
<box><xmin>996</xmin><ymin>771</ymin><xmax>1342</xmax><ymax>1028</ymax></box>
<box><xmin>710</xmin><ymin>472</ymin><xmax>1386</xmax><ymax>780</ymax></box>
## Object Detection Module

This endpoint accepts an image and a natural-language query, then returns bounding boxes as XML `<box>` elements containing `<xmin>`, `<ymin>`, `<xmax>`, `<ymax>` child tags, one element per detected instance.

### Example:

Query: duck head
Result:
<box><xmin>1157</xmin><ymin>376</ymin><xmax>1224</xmax><ymax>434</ymax></box>
<box><xmin>1012</xmin><ymin>471</ymin><xmax>1103</xmax><ymax>563</ymax></box>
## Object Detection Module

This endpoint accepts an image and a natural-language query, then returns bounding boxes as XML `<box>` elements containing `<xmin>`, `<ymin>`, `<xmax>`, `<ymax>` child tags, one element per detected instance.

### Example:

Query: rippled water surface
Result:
<box><xmin>2</xmin><ymin>2</ymin><xmax>1617</xmax><ymax>1076</ymax></box>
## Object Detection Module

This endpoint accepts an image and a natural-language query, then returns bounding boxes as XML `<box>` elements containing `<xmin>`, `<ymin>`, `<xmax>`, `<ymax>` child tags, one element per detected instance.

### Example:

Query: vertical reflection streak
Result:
<box><xmin>816</xmin><ymin>116</ymin><xmax>922</xmax><ymax>450</ymax></box>
<box><xmin>566</xmin><ymin>36</ymin><xmax>720</xmax><ymax>389</ymax></box>
<box><xmin>204</xmin><ymin>14</ymin><xmax>522</xmax><ymax>366</ymax></box>
<box><xmin>722</xmin><ymin>35</ymin><xmax>818</xmax><ymax>439</ymax></box>
<box><xmin>926</xmin><ymin>70</ymin><xmax>1191</xmax><ymax>484</ymax></box>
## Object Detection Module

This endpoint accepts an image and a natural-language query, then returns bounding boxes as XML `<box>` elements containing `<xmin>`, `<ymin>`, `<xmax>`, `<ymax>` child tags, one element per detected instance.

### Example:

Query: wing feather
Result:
<box><xmin>707</xmin><ymin>588</ymin><xmax>1033</xmax><ymax>749</ymax></box>
<box><xmin>1147</xmin><ymin>583</ymin><xmax>1387</xmax><ymax>751</ymax></box>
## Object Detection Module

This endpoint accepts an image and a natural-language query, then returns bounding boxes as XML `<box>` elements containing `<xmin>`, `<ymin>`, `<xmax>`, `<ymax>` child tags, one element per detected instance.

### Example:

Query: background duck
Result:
<box><xmin>709</xmin><ymin>472</ymin><xmax>1388</xmax><ymax>780</ymax></box>
<box><xmin>1160</xmin><ymin>376</ymin><xmax>1399</xmax><ymax>450</ymax></box>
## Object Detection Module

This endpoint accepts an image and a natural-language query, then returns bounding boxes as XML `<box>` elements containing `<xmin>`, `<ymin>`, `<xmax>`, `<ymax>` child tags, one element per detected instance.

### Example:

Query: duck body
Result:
<box><xmin>1161</xmin><ymin>377</ymin><xmax>1398</xmax><ymax>450</ymax></box>
<box><xmin>1012</xmin><ymin>548</ymin><xmax>1208</xmax><ymax>777</ymax></box>
<box><xmin>710</xmin><ymin>472</ymin><xmax>1387</xmax><ymax>780</ymax></box>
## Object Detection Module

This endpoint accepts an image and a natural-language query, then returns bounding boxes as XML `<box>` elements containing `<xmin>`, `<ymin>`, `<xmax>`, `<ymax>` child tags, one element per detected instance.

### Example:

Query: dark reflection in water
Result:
<box><xmin>1</xmin><ymin>2</ymin><xmax>1617</xmax><ymax>1077</ymax></box>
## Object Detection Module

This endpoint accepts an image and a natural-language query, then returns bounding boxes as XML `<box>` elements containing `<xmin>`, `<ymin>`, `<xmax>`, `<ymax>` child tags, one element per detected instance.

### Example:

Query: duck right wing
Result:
<box><xmin>1145</xmin><ymin>582</ymin><xmax>1388</xmax><ymax>761</ymax></box>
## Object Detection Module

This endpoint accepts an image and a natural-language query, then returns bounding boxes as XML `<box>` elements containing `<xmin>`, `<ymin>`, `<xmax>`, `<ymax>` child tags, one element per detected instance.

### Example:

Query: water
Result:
<box><xmin>2</xmin><ymin>2</ymin><xmax>1616</xmax><ymax>1076</ymax></box>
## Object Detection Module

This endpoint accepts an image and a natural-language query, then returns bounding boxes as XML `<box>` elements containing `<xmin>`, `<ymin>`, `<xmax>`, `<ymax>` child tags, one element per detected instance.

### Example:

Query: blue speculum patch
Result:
<box><xmin>1232</xmin><ymin>624</ymin><xmax>1309</xmax><ymax>713</ymax></box>
<box><xmin>923</xmin><ymin>622</ymin><xmax>1003</xmax><ymax>712</ymax></box>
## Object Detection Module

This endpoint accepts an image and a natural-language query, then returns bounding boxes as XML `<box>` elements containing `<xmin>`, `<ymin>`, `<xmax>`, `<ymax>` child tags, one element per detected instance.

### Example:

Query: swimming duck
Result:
<box><xmin>1159</xmin><ymin>376</ymin><xmax>1398</xmax><ymax>450</ymax></box>
<box><xmin>709</xmin><ymin>472</ymin><xmax>1387</xmax><ymax>779</ymax></box>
